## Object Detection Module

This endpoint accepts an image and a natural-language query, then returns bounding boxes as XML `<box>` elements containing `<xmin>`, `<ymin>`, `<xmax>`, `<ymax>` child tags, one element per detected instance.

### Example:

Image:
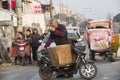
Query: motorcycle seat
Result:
<box><xmin>74</xmin><ymin>46</ymin><xmax>86</xmax><ymax>51</ymax></box>
<box><xmin>73</xmin><ymin>46</ymin><xmax>86</xmax><ymax>55</ymax></box>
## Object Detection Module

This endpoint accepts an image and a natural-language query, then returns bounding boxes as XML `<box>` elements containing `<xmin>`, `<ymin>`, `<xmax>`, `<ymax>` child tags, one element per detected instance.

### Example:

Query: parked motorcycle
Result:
<box><xmin>38</xmin><ymin>39</ymin><xmax>97</xmax><ymax>80</ymax></box>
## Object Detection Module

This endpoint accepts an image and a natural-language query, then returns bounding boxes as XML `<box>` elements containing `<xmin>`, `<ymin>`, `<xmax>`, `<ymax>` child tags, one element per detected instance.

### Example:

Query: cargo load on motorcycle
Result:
<box><xmin>49</xmin><ymin>44</ymin><xmax>73</xmax><ymax>66</ymax></box>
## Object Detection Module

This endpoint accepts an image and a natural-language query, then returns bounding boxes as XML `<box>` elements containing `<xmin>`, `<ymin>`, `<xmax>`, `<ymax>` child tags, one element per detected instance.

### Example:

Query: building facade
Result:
<box><xmin>22</xmin><ymin>0</ymin><xmax>46</xmax><ymax>34</ymax></box>
<box><xmin>0</xmin><ymin>0</ymin><xmax>17</xmax><ymax>50</ymax></box>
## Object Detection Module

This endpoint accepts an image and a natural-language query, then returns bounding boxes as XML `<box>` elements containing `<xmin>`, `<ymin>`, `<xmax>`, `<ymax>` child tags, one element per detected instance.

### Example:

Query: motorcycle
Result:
<box><xmin>38</xmin><ymin>39</ymin><xmax>97</xmax><ymax>80</ymax></box>
<box><xmin>13</xmin><ymin>39</ymin><xmax>28</xmax><ymax>66</ymax></box>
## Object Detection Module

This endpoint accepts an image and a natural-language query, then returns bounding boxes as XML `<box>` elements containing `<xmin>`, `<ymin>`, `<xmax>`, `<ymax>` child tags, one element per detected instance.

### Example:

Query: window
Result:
<box><xmin>2</xmin><ymin>0</ymin><xmax>10</xmax><ymax>10</ymax></box>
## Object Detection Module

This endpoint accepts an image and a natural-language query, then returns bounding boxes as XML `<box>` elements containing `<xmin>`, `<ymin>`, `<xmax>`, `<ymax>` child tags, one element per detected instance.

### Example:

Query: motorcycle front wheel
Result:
<box><xmin>39</xmin><ymin>64</ymin><xmax>52</xmax><ymax>80</ymax></box>
<box><xmin>79</xmin><ymin>63</ymin><xmax>97</xmax><ymax>79</ymax></box>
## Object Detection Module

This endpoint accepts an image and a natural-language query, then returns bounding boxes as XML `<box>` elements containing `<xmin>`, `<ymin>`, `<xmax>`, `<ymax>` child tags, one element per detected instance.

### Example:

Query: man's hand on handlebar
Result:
<box><xmin>41</xmin><ymin>47</ymin><xmax>46</xmax><ymax>51</ymax></box>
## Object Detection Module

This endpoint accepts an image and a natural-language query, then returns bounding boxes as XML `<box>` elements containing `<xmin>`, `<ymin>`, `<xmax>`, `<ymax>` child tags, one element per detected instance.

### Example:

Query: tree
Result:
<box><xmin>54</xmin><ymin>13</ymin><xmax>77</xmax><ymax>26</ymax></box>
<box><xmin>79</xmin><ymin>19</ymin><xmax>92</xmax><ymax>34</ymax></box>
<box><xmin>113</xmin><ymin>13</ymin><xmax>120</xmax><ymax>34</ymax></box>
<box><xmin>106</xmin><ymin>13</ymin><xmax>113</xmax><ymax>21</ymax></box>
<box><xmin>54</xmin><ymin>13</ymin><xmax>67</xmax><ymax>22</ymax></box>
<box><xmin>113</xmin><ymin>13</ymin><xmax>120</xmax><ymax>22</ymax></box>
<box><xmin>66</xmin><ymin>16</ymin><xmax>77</xmax><ymax>26</ymax></box>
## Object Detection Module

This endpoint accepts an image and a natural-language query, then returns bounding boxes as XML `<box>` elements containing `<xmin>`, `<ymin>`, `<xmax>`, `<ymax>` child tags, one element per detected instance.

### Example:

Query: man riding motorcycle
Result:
<box><xmin>42</xmin><ymin>20</ymin><xmax>72</xmax><ymax>77</ymax></box>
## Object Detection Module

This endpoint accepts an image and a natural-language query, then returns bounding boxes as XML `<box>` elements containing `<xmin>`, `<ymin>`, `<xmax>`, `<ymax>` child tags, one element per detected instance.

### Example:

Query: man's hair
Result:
<box><xmin>18</xmin><ymin>32</ymin><xmax>25</xmax><ymax>38</ymax></box>
<box><xmin>26</xmin><ymin>29</ymin><xmax>31</xmax><ymax>32</ymax></box>
<box><xmin>32</xmin><ymin>28</ymin><xmax>38</xmax><ymax>34</ymax></box>
<box><xmin>51</xmin><ymin>20</ymin><xmax>59</xmax><ymax>24</ymax></box>
<box><xmin>32</xmin><ymin>28</ymin><xmax>38</xmax><ymax>32</ymax></box>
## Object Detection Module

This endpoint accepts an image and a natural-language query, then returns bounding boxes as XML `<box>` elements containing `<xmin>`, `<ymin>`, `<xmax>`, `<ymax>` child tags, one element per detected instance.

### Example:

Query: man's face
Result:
<box><xmin>33</xmin><ymin>30</ymin><xmax>38</xmax><ymax>34</ymax></box>
<box><xmin>26</xmin><ymin>31</ymin><xmax>30</xmax><ymax>35</ymax></box>
<box><xmin>52</xmin><ymin>22</ymin><xmax>58</xmax><ymax>28</ymax></box>
<box><xmin>18</xmin><ymin>33</ymin><xmax>23</xmax><ymax>39</ymax></box>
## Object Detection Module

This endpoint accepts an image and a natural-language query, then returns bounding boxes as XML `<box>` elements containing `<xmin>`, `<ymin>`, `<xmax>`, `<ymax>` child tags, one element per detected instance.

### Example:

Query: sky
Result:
<box><xmin>40</xmin><ymin>0</ymin><xmax>120</xmax><ymax>20</ymax></box>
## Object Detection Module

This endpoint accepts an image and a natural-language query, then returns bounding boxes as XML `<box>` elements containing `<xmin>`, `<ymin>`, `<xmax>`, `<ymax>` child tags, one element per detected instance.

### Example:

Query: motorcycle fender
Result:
<box><xmin>86</xmin><ymin>60</ymin><xmax>94</xmax><ymax>63</ymax></box>
<box><xmin>81</xmin><ymin>59</ymin><xmax>94</xmax><ymax>64</ymax></box>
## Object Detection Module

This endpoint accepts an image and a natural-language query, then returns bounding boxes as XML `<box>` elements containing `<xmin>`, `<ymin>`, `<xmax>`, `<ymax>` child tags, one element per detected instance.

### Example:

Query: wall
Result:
<box><xmin>0</xmin><ymin>9</ymin><xmax>17</xmax><ymax>26</ymax></box>
<box><xmin>22</xmin><ymin>14</ymin><xmax>46</xmax><ymax>33</ymax></box>
<box><xmin>22</xmin><ymin>0</ymin><xmax>46</xmax><ymax>33</ymax></box>
<box><xmin>0</xmin><ymin>9</ymin><xmax>17</xmax><ymax>50</ymax></box>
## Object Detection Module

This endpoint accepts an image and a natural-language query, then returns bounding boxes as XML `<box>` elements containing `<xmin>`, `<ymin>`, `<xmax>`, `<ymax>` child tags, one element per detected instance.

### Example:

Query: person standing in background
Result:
<box><xmin>41</xmin><ymin>29</ymin><xmax>49</xmax><ymax>39</ymax></box>
<box><xmin>31</xmin><ymin>28</ymin><xmax>42</xmax><ymax>61</ymax></box>
<box><xmin>11</xmin><ymin>0</ymin><xmax>16</xmax><ymax>13</ymax></box>
<box><xmin>26</xmin><ymin>29</ymin><xmax>32</xmax><ymax>64</ymax></box>
<box><xmin>26</xmin><ymin>29</ymin><xmax>32</xmax><ymax>45</ymax></box>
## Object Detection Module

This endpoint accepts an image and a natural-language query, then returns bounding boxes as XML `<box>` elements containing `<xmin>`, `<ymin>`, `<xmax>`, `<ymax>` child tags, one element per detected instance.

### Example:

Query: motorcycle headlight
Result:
<box><xmin>19</xmin><ymin>47</ymin><xmax>24</xmax><ymax>50</ymax></box>
<box><xmin>80</xmin><ymin>55</ymin><xmax>85</xmax><ymax>59</ymax></box>
<box><xmin>38</xmin><ymin>57</ymin><xmax>41</xmax><ymax>60</ymax></box>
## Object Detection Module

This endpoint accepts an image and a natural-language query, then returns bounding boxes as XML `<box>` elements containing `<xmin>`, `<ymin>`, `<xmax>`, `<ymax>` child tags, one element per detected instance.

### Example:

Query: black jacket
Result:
<box><xmin>45</xmin><ymin>24</ymin><xmax>69</xmax><ymax>47</ymax></box>
<box><xmin>31</xmin><ymin>33</ymin><xmax>42</xmax><ymax>47</ymax></box>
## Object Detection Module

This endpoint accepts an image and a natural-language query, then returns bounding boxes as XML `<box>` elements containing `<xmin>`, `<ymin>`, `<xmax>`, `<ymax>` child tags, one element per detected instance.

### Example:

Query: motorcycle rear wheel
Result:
<box><xmin>22</xmin><ymin>57</ymin><xmax>26</xmax><ymax>66</ymax></box>
<box><xmin>107</xmin><ymin>50</ymin><xmax>115</xmax><ymax>62</ymax></box>
<box><xmin>39</xmin><ymin>64</ymin><xmax>52</xmax><ymax>80</ymax></box>
<box><xmin>79</xmin><ymin>63</ymin><xmax>97</xmax><ymax>79</ymax></box>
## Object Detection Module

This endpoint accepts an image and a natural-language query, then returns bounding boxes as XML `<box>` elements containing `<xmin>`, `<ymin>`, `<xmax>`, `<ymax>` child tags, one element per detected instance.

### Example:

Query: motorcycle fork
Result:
<box><xmin>76</xmin><ymin>56</ymin><xmax>89</xmax><ymax>71</ymax></box>
<box><xmin>82</xmin><ymin>59</ymin><xmax>89</xmax><ymax>70</ymax></box>
<box><xmin>75</xmin><ymin>56</ymin><xmax>81</xmax><ymax>71</ymax></box>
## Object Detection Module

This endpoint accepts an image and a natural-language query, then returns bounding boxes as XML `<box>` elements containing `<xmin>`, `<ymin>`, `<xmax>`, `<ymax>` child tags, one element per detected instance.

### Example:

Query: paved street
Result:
<box><xmin>0</xmin><ymin>0</ymin><xmax>120</xmax><ymax>80</ymax></box>
<box><xmin>1</xmin><ymin>43</ymin><xmax>120</xmax><ymax>80</ymax></box>
<box><xmin>1</xmin><ymin>58</ymin><xmax>120</xmax><ymax>80</ymax></box>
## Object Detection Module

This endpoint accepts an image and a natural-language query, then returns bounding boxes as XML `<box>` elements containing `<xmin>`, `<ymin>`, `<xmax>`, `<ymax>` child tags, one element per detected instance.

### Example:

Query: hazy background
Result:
<box><xmin>40</xmin><ymin>0</ymin><xmax>120</xmax><ymax>19</ymax></box>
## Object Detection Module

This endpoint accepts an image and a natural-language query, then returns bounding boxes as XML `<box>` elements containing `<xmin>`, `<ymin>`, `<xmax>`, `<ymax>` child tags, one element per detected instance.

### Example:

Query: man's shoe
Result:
<box><xmin>14</xmin><ymin>62</ymin><xmax>17</xmax><ymax>65</ymax></box>
<box><xmin>56</xmin><ymin>74</ymin><xmax>65</xmax><ymax>78</ymax></box>
<box><xmin>29</xmin><ymin>60</ymin><xmax>32</xmax><ymax>64</ymax></box>
<box><xmin>37</xmin><ymin>60</ymin><xmax>41</xmax><ymax>66</ymax></box>
<box><xmin>65</xmin><ymin>74</ymin><xmax>73</xmax><ymax>78</ymax></box>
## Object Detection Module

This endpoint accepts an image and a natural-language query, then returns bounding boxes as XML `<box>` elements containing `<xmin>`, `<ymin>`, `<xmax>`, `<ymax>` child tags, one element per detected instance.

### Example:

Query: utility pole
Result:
<box><xmin>59</xmin><ymin>0</ymin><xmax>63</xmax><ymax>24</ymax></box>
<box><xmin>49</xmin><ymin>0</ymin><xmax>53</xmax><ymax>29</ymax></box>
<box><xmin>50</xmin><ymin>0</ymin><xmax>53</xmax><ymax>21</ymax></box>
<box><xmin>59</xmin><ymin>0</ymin><xmax>61</xmax><ymax>24</ymax></box>
<box><xmin>16</xmin><ymin>0</ymin><xmax>22</xmax><ymax>31</ymax></box>
<box><xmin>0</xmin><ymin>0</ymin><xmax>2</xmax><ymax>8</ymax></box>
<box><xmin>8</xmin><ymin>0</ymin><xmax>11</xmax><ymax>10</ymax></box>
